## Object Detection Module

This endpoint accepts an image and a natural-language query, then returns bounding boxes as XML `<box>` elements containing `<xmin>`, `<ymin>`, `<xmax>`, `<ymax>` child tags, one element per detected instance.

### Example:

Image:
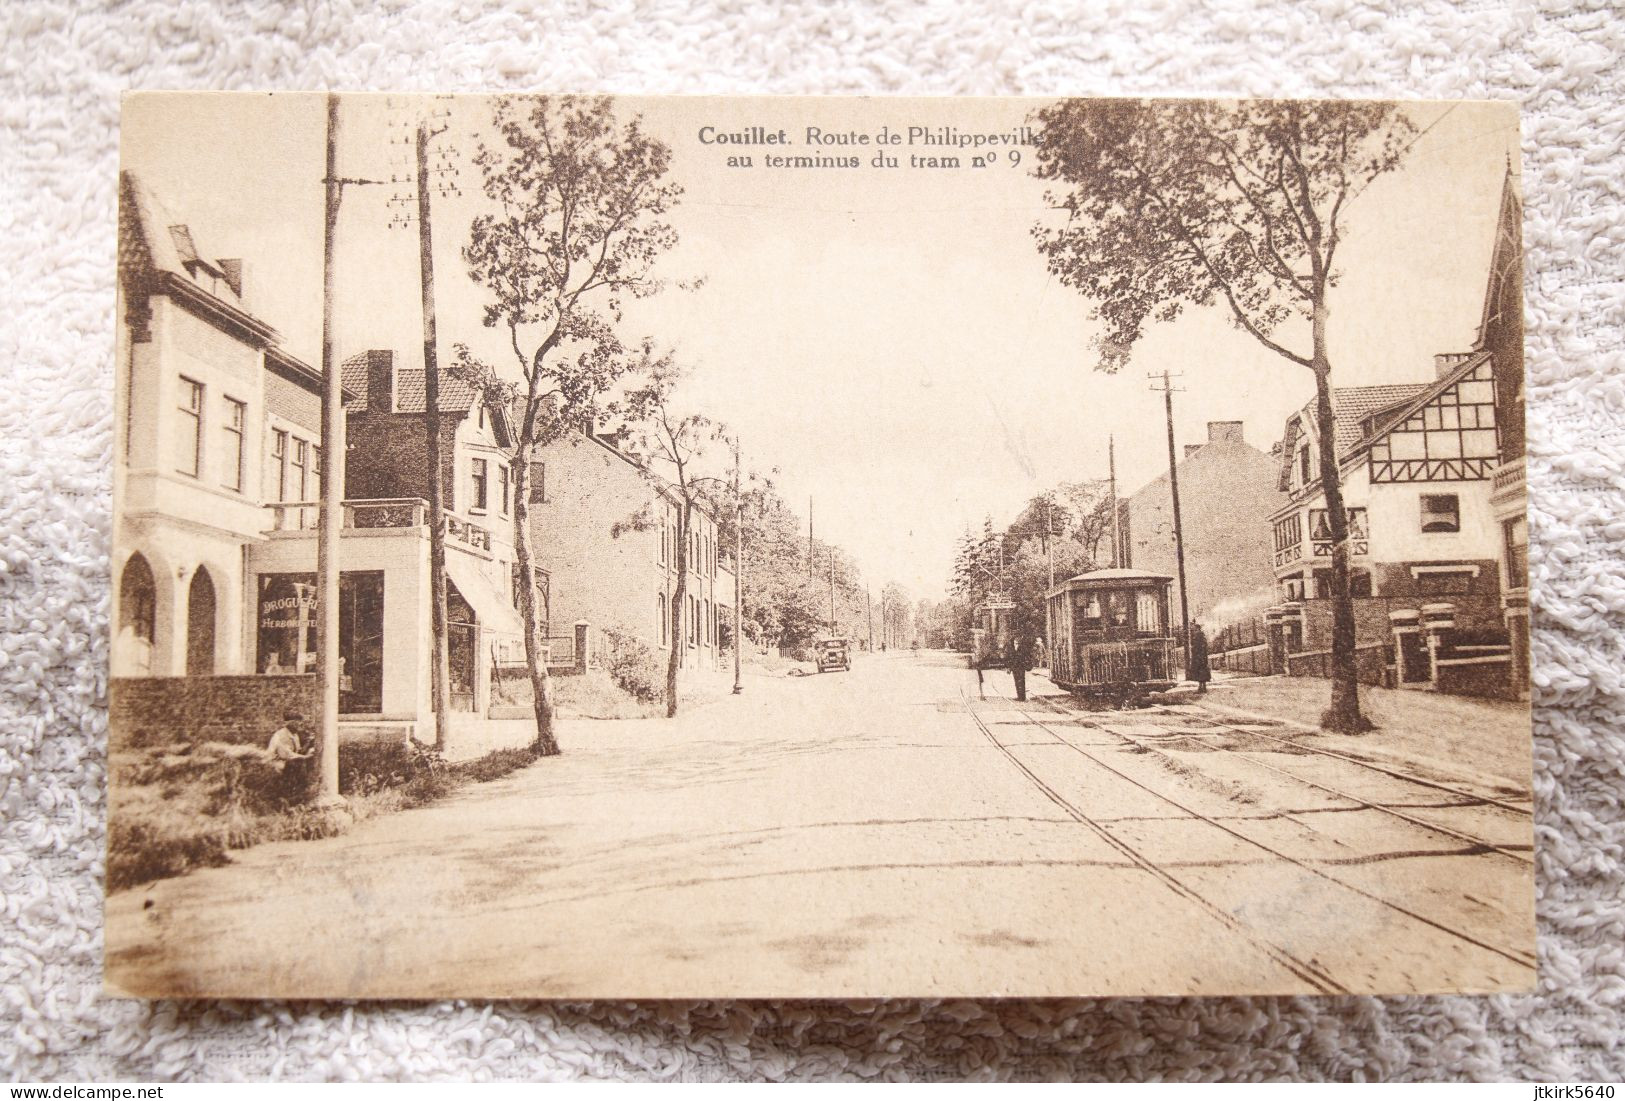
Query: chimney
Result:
<box><xmin>219</xmin><ymin>258</ymin><xmax>245</xmax><ymax>299</ymax></box>
<box><xmin>1434</xmin><ymin>352</ymin><xmax>1473</xmax><ymax>379</ymax></box>
<box><xmin>365</xmin><ymin>349</ymin><xmax>395</xmax><ymax>413</ymax></box>
<box><xmin>1207</xmin><ymin>420</ymin><xmax>1244</xmax><ymax>444</ymax></box>
<box><xmin>1184</xmin><ymin>444</ymin><xmax>1202</xmax><ymax>459</ymax></box>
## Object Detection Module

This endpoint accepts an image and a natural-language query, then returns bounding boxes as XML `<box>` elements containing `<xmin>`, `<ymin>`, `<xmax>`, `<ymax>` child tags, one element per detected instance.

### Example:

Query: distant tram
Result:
<box><xmin>1046</xmin><ymin>568</ymin><xmax>1183</xmax><ymax>702</ymax></box>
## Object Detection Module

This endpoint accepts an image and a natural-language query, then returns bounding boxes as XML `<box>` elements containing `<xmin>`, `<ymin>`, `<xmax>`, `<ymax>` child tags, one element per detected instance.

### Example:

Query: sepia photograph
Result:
<box><xmin>104</xmin><ymin>93</ymin><xmax>1532</xmax><ymax>1000</ymax></box>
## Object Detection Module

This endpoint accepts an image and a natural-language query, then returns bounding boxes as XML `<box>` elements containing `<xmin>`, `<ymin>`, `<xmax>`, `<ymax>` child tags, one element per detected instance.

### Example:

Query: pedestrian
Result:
<box><xmin>1190</xmin><ymin>623</ymin><xmax>1212</xmax><ymax>694</ymax></box>
<box><xmin>1006</xmin><ymin>630</ymin><xmax>1035</xmax><ymax>702</ymax></box>
<box><xmin>265</xmin><ymin>710</ymin><xmax>314</xmax><ymax>802</ymax></box>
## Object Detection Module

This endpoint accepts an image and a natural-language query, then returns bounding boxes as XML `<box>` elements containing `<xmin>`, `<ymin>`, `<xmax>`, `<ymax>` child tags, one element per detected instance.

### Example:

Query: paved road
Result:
<box><xmin>105</xmin><ymin>651</ymin><xmax>1535</xmax><ymax>998</ymax></box>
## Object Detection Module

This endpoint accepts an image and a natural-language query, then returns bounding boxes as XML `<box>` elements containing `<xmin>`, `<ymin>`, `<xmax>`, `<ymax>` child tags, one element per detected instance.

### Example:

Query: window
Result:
<box><xmin>498</xmin><ymin>465</ymin><xmax>510</xmax><ymax>515</ymax></box>
<box><xmin>292</xmin><ymin>438</ymin><xmax>309</xmax><ymax>499</ymax></box>
<box><xmin>1309</xmin><ymin>507</ymin><xmax>1368</xmax><ymax>557</ymax></box>
<box><xmin>1272</xmin><ymin>513</ymin><xmax>1303</xmax><ymax>567</ymax></box>
<box><xmin>528</xmin><ymin>461</ymin><xmax>546</xmax><ymax>504</ymax></box>
<box><xmin>1420</xmin><ymin>493</ymin><xmax>1460</xmax><ymax>533</ymax></box>
<box><xmin>312</xmin><ymin>447</ymin><xmax>321</xmax><ymax>495</ymax></box>
<box><xmin>176</xmin><ymin>377</ymin><xmax>203</xmax><ymax>476</ymax></box>
<box><xmin>271</xmin><ymin>429</ymin><xmax>288</xmax><ymax>501</ymax></box>
<box><xmin>689</xmin><ymin>594</ymin><xmax>699</xmax><ymax>647</ymax></box>
<box><xmin>1297</xmin><ymin>444</ymin><xmax>1311</xmax><ymax>486</ymax></box>
<box><xmin>659</xmin><ymin>592</ymin><xmax>668</xmax><ymax>646</ymax></box>
<box><xmin>221</xmin><ymin>398</ymin><xmax>245</xmax><ymax>491</ymax></box>
<box><xmin>471</xmin><ymin>458</ymin><xmax>489</xmax><ymax>512</ymax></box>
<box><xmin>660</xmin><ymin>515</ymin><xmax>670</xmax><ymax>565</ymax></box>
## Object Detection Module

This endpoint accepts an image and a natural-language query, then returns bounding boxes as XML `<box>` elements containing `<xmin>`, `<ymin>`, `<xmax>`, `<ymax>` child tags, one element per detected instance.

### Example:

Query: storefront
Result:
<box><xmin>255</xmin><ymin>571</ymin><xmax>386</xmax><ymax>714</ymax></box>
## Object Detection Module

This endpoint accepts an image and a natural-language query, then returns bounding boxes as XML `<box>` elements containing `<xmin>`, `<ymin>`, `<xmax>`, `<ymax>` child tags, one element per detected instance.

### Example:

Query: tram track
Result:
<box><xmin>1078</xmin><ymin>703</ymin><xmax>1534</xmax><ymax>868</ymax></box>
<box><xmin>974</xmin><ymin>677</ymin><xmax>1538</xmax><ymax>975</ymax></box>
<box><xmin>1140</xmin><ymin>702</ymin><xmax>1532</xmax><ymax>816</ymax></box>
<box><xmin>956</xmin><ymin>673</ymin><xmax>1350</xmax><ymax>995</ymax></box>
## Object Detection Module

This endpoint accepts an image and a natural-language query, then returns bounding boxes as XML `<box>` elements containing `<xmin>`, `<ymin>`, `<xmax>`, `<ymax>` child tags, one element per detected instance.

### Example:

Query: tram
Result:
<box><xmin>1045</xmin><ymin>568</ymin><xmax>1183</xmax><ymax>703</ymax></box>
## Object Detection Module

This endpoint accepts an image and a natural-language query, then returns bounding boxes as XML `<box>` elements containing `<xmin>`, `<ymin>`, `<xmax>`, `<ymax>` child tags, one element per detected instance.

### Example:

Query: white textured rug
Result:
<box><xmin>3</xmin><ymin>0</ymin><xmax>1621</xmax><ymax>1082</ymax></box>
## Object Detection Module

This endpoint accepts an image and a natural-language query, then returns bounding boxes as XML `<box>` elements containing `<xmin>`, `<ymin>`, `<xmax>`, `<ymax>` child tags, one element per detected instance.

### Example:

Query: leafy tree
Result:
<box><xmin>1031</xmin><ymin>99</ymin><xmax>1415</xmax><ymax>733</ymax></box>
<box><xmin>609</xmin><ymin>354</ymin><xmax>726</xmax><ymax>718</ymax></box>
<box><xmin>880</xmin><ymin>582</ymin><xmax>912</xmax><ymax>649</ymax></box>
<box><xmin>460</xmin><ymin>95</ymin><xmax>683</xmax><ymax>753</ymax></box>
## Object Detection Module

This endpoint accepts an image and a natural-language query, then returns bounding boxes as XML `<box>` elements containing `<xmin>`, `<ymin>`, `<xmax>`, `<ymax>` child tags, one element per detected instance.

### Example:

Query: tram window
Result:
<box><xmin>1136</xmin><ymin>593</ymin><xmax>1160</xmax><ymax>632</ymax></box>
<box><xmin>1107</xmin><ymin>591</ymin><xmax>1129</xmax><ymax>627</ymax></box>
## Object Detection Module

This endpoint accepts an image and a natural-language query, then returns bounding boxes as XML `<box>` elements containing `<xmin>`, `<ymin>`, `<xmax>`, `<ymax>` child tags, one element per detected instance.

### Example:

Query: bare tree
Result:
<box><xmin>1032</xmin><ymin>99</ymin><xmax>1417</xmax><ymax>733</ymax></box>
<box><xmin>609</xmin><ymin>353</ymin><xmax>727</xmax><ymax>718</ymax></box>
<box><xmin>460</xmin><ymin>95</ymin><xmax>683</xmax><ymax>754</ymax></box>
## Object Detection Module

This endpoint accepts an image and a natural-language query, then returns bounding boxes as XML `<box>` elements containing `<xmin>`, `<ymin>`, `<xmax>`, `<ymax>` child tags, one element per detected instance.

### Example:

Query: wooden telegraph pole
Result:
<box><xmin>314</xmin><ymin>94</ymin><xmax>382</xmax><ymax>806</ymax></box>
<box><xmin>314</xmin><ymin>94</ymin><xmax>345</xmax><ymax>806</ymax></box>
<box><xmin>1108</xmin><ymin>435</ymin><xmax>1122</xmax><ymax>569</ymax></box>
<box><xmin>413</xmin><ymin>117</ymin><xmax>453</xmax><ymax>752</ymax></box>
<box><xmin>828</xmin><ymin>550</ymin><xmax>837</xmax><ymax>636</ymax></box>
<box><xmin>1152</xmin><ymin>370</ymin><xmax>1192</xmax><ymax>669</ymax></box>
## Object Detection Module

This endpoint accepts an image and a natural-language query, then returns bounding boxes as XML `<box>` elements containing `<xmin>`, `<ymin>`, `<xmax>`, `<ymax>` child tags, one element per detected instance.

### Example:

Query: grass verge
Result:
<box><xmin>107</xmin><ymin>739</ymin><xmax>542</xmax><ymax>892</ymax></box>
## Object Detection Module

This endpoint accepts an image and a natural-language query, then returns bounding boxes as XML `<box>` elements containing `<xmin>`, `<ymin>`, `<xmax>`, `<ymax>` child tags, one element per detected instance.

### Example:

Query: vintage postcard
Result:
<box><xmin>106</xmin><ymin>93</ymin><xmax>1533</xmax><ymax>999</ymax></box>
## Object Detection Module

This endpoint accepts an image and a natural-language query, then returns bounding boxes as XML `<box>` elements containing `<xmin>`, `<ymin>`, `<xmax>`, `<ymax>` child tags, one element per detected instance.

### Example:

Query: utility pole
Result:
<box><xmin>1152</xmin><ymin>371</ymin><xmax>1192</xmax><ymax>670</ymax></box>
<box><xmin>828</xmin><ymin>550</ymin><xmax>837</xmax><ymax>636</ymax></box>
<box><xmin>314</xmin><ymin>94</ymin><xmax>382</xmax><ymax>808</ymax></box>
<box><xmin>1108</xmin><ymin>435</ymin><xmax>1122</xmax><ymax>569</ymax></box>
<box><xmin>865</xmin><ymin>587</ymin><xmax>874</xmax><ymax>652</ymax></box>
<box><xmin>732</xmin><ymin>435</ymin><xmax>743</xmax><ymax>695</ymax></box>
<box><xmin>1045</xmin><ymin>495</ymin><xmax>1055</xmax><ymax>588</ymax></box>
<box><xmin>411</xmin><ymin>114</ymin><xmax>453</xmax><ymax>752</ymax></box>
<box><xmin>314</xmin><ymin>94</ymin><xmax>345</xmax><ymax>808</ymax></box>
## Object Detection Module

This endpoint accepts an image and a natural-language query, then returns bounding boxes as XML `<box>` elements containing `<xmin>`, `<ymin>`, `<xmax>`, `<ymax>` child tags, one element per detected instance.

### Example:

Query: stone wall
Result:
<box><xmin>110</xmin><ymin>675</ymin><xmax>318</xmax><ymax>749</ymax></box>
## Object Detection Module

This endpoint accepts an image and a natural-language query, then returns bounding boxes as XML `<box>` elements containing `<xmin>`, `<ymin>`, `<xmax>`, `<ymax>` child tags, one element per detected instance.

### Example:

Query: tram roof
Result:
<box><xmin>1046</xmin><ymin>567</ymin><xmax>1175</xmax><ymax>597</ymax></box>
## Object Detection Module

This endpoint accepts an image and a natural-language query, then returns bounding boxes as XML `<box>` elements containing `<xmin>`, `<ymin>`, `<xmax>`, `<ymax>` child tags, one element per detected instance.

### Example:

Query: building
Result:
<box><xmin>1266</xmin><ymin>170</ymin><xmax>1526</xmax><ymax>679</ymax></box>
<box><xmin>526</xmin><ymin>428</ymin><xmax>733</xmax><ymax>670</ymax></box>
<box><xmin>112</xmin><ymin>174</ymin><xmax>528</xmax><ymax>751</ymax></box>
<box><xmin>113</xmin><ymin>170</ymin><xmax>334</xmax><ymax>682</ymax></box>
<box><xmin>1119</xmin><ymin>421</ymin><xmax>1286</xmax><ymax>627</ymax></box>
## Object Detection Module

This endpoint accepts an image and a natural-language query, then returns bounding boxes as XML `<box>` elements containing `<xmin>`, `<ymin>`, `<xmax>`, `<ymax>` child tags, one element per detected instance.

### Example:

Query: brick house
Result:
<box><xmin>1118</xmin><ymin>421</ymin><xmax>1287</xmax><ymax>628</ymax></box>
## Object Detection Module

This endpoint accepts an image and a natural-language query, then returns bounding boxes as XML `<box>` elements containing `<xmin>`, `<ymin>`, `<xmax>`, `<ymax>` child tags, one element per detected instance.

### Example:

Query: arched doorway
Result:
<box><xmin>117</xmin><ymin>554</ymin><xmax>157</xmax><ymax>675</ymax></box>
<box><xmin>186</xmin><ymin>567</ymin><xmax>217</xmax><ymax>676</ymax></box>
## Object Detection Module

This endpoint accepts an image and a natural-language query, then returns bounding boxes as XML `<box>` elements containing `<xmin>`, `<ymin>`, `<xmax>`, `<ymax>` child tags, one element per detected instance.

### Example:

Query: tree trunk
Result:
<box><xmin>1311</xmin><ymin>304</ymin><xmax>1373</xmax><ymax>734</ymax></box>
<box><xmin>666</xmin><ymin>499</ymin><xmax>691</xmax><ymax>718</ymax></box>
<box><xmin>510</xmin><ymin>443</ymin><xmax>560</xmax><ymax>755</ymax></box>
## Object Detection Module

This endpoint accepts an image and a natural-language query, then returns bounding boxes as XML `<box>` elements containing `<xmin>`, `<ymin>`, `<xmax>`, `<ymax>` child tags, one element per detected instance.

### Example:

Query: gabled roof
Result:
<box><xmin>339</xmin><ymin>356</ymin><xmax>483</xmax><ymax>415</ymax></box>
<box><xmin>1475</xmin><ymin>167</ymin><xmax>1524</xmax><ymax>348</ymax></box>
<box><xmin>341</xmin><ymin>353</ymin><xmax>515</xmax><ymax>448</ymax></box>
<box><xmin>119</xmin><ymin>171</ymin><xmax>279</xmax><ymax>348</ymax></box>
<box><xmin>1315</xmin><ymin>385</ymin><xmax>1430</xmax><ymax>457</ymax></box>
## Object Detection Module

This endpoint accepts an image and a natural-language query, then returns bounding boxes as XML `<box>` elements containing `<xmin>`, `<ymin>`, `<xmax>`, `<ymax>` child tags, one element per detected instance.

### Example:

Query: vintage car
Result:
<box><xmin>814</xmin><ymin>637</ymin><xmax>852</xmax><ymax>673</ymax></box>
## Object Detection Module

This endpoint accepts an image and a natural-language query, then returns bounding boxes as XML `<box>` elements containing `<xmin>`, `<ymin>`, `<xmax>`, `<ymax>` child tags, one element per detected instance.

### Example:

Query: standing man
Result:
<box><xmin>1189</xmin><ymin>623</ymin><xmax>1212</xmax><ymax>694</ymax></box>
<box><xmin>1006</xmin><ymin>628</ymin><xmax>1036</xmax><ymax>703</ymax></box>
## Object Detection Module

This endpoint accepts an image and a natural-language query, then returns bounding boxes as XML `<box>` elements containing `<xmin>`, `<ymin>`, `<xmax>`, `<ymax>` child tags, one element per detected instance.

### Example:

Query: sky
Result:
<box><xmin>121</xmin><ymin>94</ymin><xmax>1519</xmax><ymax>600</ymax></box>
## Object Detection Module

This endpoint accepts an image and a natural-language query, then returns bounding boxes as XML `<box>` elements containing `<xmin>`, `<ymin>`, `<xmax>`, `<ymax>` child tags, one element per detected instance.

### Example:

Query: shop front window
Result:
<box><xmin>256</xmin><ymin>571</ymin><xmax>385</xmax><ymax>713</ymax></box>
